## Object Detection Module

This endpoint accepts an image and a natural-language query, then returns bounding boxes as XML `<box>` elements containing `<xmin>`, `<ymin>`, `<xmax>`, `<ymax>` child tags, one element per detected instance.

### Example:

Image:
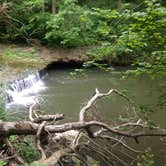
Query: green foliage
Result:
<box><xmin>78</xmin><ymin>0</ymin><xmax>118</xmax><ymax>9</ymax></box>
<box><xmin>3</xmin><ymin>48</ymin><xmax>36</xmax><ymax>59</ymax></box>
<box><xmin>0</xmin><ymin>0</ymin><xmax>50</xmax><ymax>42</ymax></box>
<box><xmin>87</xmin><ymin>0</ymin><xmax>166</xmax><ymax>75</ymax></box>
<box><xmin>10</xmin><ymin>136</ymin><xmax>40</xmax><ymax>163</ymax></box>
<box><xmin>137</xmin><ymin>148</ymin><xmax>154</xmax><ymax>166</ymax></box>
<box><xmin>45</xmin><ymin>1</ymin><xmax>97</xmax><ymax>47</ymax></box>
<box><xmin>139</xmin><ymin>105</ymin><xmax>154</xmax><ymax>113</ymax></box>
<box><xmin>86</xmin><ymin>43</ymin><xmax>113</xmax><ymax>60</ymax></box>
<box><xmin>83</xmin><ymin>60</ymin><xmax>109</xmax><ymax>70</ymax></box>
<box><xmin>0</xmin><ymin>0</ymin><xmax>165</xmax><ymax>75</ymax></box>
<box><xmin>157</xmin><ymin>91</ymin><xmax>166</xmax><ymax>109</ymax></box>
<box><xmin>0</xmin><ymin>160</ymin><xmax>7</xmax><ymax>166</ymax></box>
<box><xmin>0</xmin><ymin>135</ymin><xmax>39</xmax><ymax>164</ymax></box>
<box><xmin>0</xmin><ymin>2</ymin><xmax>165</xmax><ymax>165</ymax></box>
<box><xmin>125</xmin><ymin>50</ymin><xmax>166</xmax><ymax>77</ymax></box>
<box><xmin>0</xmin><ymin>108</ymin><xmax>5</xmax><ymax>120</ymax></box>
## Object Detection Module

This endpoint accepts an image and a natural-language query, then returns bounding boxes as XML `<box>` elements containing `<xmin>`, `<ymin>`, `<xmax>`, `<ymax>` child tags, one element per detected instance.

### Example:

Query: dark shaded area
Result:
<box><xmin>45</xmin><ymin>61</ymin><xmax>83</xmax><ymax>71</ymax></box>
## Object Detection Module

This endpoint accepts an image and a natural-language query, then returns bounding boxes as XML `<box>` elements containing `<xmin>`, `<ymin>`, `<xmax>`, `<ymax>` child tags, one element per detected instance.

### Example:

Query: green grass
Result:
<box><xmin>3</xmin><ymin>48</ymin><xmax>36</xmax><ymax>60</ymax></box>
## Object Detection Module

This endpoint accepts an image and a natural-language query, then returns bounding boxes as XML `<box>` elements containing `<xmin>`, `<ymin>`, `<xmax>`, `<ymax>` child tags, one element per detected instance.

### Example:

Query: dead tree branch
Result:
<box><xmin>0</xmin><ymin>120</ymin><xmax>166</xmax><ymax>140</ymax></box>
<box><xmin>1</xmin><ymin>88</ymin><xmax>166</xmax><ymax>166</ymax></box>
<box><xmin>33</xmin><ymin>114</ymin><xmax>64</xmax><ymax>123</ymax></box>
<box><xmin>79</xmin><ymin>88</ymin><xmax>133</xmax><ymax>122</ymax></box>
<box><xmin>36</xmin><ymin>121</ymin><xmax>47</xmax><ymax>161</ymax></box>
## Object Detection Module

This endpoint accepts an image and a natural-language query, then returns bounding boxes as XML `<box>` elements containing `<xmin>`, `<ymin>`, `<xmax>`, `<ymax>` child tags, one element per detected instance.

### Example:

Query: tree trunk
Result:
<box><xmin>118</xmin><ymin>0</ymin><xmax>122</xmax><ymax>10</ymax></box>
<box><xmin>52</xmin><ymin>0</ymin><xmax>56</xmax><ymax>14</ymax></box>
<box><xmin>42</xmin><ymin>0</ymin><xmax>45</xmax><ymax>13</ymax></box>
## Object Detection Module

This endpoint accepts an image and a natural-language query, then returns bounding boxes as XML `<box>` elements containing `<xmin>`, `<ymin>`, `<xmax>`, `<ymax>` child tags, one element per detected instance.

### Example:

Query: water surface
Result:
<box><xmin>6</xmin><ymin>68</ymin><xmax>166</xmax><ymax>165</ymax></box>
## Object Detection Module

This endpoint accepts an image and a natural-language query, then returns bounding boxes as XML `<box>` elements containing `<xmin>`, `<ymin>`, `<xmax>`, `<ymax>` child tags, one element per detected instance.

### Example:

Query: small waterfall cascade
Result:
<box><xmin>6</xmin><ymin>69</ymin><xmax>47</xmax><ymax>107</ymax></box>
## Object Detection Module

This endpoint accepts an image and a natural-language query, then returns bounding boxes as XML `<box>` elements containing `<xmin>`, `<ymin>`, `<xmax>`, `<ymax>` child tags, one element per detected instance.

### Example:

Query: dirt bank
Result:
<box><xmin>0</xmin><ymin>43</ymin><xmax>90</xmax><ymax>66</ymax></box>
<box><xmin>0</xmin><ymin>43</ymin><xmax>91</xmax><ymax>82</ymax></box>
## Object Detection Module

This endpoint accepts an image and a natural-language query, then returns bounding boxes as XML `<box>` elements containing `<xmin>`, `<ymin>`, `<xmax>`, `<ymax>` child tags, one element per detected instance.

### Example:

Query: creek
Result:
<box><xmin>6</xmin><ymin>67</ymin><xmax>166</xmax><ymax>165</ymax></box>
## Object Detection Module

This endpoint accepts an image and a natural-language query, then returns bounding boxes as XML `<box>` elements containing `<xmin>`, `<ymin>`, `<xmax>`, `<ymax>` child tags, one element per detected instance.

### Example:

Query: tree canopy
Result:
<box><xmin>0</xmin><ymin>0</ymin><xmax>165</xmax><ymax>76</ymax></box>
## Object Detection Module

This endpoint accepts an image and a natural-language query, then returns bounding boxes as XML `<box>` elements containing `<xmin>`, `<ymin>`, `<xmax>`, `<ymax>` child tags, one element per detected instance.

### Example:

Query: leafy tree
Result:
<box><xmin>0</xmin><ymin>0</ymin><xmax>165</xmax><ymax>73</ymax></box>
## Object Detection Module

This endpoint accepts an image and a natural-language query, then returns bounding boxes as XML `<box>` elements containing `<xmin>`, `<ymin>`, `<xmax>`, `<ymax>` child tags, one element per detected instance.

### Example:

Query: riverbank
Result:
<box><xmin>0</xmin><ymin>43</ymin><xmax>90</xmax><ymax>65</ymax></box>
<box><xmin>0</xmin><ymin>43</ymin><xmax>134</xmax><ymax>81</ymax></box>
<box><xmin>0</xmin><ymin>43</ymin><xmax>91</xmax><ymax>82</ymax></box>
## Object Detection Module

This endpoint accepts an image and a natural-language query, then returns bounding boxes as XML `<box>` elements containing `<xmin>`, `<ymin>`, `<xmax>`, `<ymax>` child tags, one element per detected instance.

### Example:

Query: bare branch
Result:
<box><xmin>34</xmin><ymin>148</ymin><xmax>73</xmax><ymax>166</ymax></box>
<box><xmin>113</xmin><ymin>119</ymin><xmax>145</xmax><ymax>129</ymax></box>
<box><xmin>79</xmin><ymin>88</ymin><xmax>133</xmax><ymax>122</ymax></box>
<box><xmin>1</xmin><ymin>88</ymin><xmax>166</xmax><ymax>165</ymax></box>
<box><xmin>1</xmin><ymin>121</ymin><xmax>166</xmax><ymax>141</ymax></box>
<box><xmin>36</xmin><ymin>121</ymin><xmax>47</xmax><ymax>161</ymax></box>
<box><xmin>29</xmin><ymin>102</ymin><xmax>36</xmax><ymax>121</ymax></box>
<box><xmin>33</xmin><ymin>114</ymin><xmax>64</xmax><ymax>123</ymax></box>
<box><xmin>29</xmin><ymin>102</ymin><xmax>64</xmax><ymax>123</ymax></box>
<box><xmin>95</xmin><ymin>134</ymin><xmax>142</xmax><ymax>153</ymax></box>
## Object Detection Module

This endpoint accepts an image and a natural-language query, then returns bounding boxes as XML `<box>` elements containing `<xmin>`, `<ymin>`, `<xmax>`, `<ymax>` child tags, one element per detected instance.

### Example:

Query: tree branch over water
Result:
<box><xmin>0</xmin><ymin>89</ymin><xmax>166</xmax><ymax>166</ymax></box>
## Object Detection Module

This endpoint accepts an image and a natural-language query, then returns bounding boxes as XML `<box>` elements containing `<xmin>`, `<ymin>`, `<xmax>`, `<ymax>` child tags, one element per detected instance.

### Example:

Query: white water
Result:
<box><xmin>6</xmin><ymin>71</ymin><xmax>46</xmax><ymax>108</ymax></box>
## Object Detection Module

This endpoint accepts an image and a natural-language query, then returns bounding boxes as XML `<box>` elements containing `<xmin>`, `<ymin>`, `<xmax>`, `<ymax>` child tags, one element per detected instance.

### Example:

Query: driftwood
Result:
<box><xmin>0</xmin><ymin>89</ymin><xmax>166</xmax><ymax>166</ymax></box>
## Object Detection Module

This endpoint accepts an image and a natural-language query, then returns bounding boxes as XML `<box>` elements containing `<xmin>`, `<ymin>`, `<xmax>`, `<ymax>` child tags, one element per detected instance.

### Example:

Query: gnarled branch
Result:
<box><xmin>1</xmin><ymin>88</ymin><xmax>166</xmax><ymax>166</ymax></box>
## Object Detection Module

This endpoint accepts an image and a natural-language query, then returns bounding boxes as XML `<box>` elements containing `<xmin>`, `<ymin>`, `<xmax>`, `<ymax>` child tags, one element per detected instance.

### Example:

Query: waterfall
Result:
<box><xmin>6</xmin><ymin>69</ymin><xmax>47</xmax><ymax>107</ymax></box>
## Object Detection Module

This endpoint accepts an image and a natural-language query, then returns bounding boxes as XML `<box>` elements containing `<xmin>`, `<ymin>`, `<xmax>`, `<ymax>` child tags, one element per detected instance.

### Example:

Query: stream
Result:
<box><xmin>6</xmin><ymin>67</ymin><xmax>166</xmax><ymax>165</ymax></box>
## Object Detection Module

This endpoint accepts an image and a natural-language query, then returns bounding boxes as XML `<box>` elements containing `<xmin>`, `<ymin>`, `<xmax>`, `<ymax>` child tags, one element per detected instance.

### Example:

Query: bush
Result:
<box><xmin>45</xmin><ymin>1</ymin><xmax>97</xmax><ymax>47</ymax></box>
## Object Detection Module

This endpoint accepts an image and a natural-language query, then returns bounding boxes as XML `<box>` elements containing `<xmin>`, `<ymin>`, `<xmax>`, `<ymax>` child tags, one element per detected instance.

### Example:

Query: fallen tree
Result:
<box><xmin>0</xmin><ymin>89</ymin><xmax>166</xmax><ymax>166</ymax></box>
